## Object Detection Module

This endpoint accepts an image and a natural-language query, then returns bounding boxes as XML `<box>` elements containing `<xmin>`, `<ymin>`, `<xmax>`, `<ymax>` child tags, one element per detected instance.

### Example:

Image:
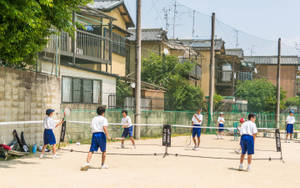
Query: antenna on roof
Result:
<box><xmin>163</xmin><ymin>7</ymin><xmax>170</xmax><ymax>32</ymax></box>
<box><xmin>192</xmin><ymin>10</ymin><xmax>195</xmax><ymax>39</ymax></box>
<box><xmin>172</xmin><ymin>0</ymin><xmax>177</xmax><ymax>39</ymax></box>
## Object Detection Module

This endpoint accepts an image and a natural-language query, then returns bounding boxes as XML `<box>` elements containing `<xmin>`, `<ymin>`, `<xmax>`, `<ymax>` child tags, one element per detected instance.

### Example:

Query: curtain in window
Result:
<box><xmin>72</xmin><ymin>78</ymin><xmax>82</xmax><ymax>103</ymax></box>
<box><xmin>83</xmin><ymin>80</ymin><xmax>93</xmax><ymax>103</ymax></box>
<box><xmin>93</xmin><ymin>80</ymin><xmax>101</xmax><ymax>104</ymax></box>
<box><xmin>62</xmin><ymin>77</ymin><xmax>72</xmax><ymax>102</ymax></box>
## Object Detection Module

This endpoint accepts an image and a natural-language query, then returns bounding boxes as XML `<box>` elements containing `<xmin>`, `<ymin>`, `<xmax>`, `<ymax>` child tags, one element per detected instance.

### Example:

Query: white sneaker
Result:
<box><xmin>247</xmin><ymin>166</ymin><xmax>251</xmax><ymax>171</ymax></box>
<box><xmin>101</xmin><ymin>164</ymin><xmax>109</xmax><ymax>169</ymax></box>
<box><xmin>132</xmin><ymin>145</ymin><xmax>136</xmax><ymax>149</ymax></box>
<box><xmin>39</xmin><ymin>154</ymin><xmax>44</xmax><ymax>159</ymax></box>
<box><xmin>80</xmin><ymin>164</ymin><xmax>90</xmax><ymax>171</ymax></box>
<box><xmin>53</xmin><ymin>155</ymin><xmax>59</xmax><ymax>159</ymax></box>
<box><xmin>121</xmin><ymin>144</ymin><xmax>125</xmax><ymax>149</ymax></box>
<box><xmin>239</xmin><ymin>164</ymin><xmax>243</xmax><ymax>171</ymax></box>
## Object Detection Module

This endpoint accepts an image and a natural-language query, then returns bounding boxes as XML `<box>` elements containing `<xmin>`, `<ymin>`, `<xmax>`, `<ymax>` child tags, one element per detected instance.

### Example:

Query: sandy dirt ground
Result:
<box><xmin>1</xmin><ymin>135</ymin><xmax>300</xmax><ymax>188</ymax></box>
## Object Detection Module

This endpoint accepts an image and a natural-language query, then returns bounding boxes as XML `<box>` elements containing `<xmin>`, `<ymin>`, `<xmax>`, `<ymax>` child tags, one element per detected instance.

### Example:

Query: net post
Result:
<box><xmin>275</xmin><ymin>128</ymin><xmax>284</xmax><ymax>163</ymax></box>
<box><xmin>162</xmin><ymin>124</ymin><xmax>171</xmax><ymax>158</ymax></box>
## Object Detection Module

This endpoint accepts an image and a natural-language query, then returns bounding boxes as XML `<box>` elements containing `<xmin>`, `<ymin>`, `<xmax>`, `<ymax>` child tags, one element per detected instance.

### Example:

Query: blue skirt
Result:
<box><xmin>43</xmin><ymin>129</ymin><xmax>56</xmax><ymax>145</ymax></box>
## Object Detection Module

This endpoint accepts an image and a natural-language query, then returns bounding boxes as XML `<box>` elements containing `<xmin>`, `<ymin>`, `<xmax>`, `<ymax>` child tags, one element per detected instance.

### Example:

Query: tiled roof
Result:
<box><xmin>244</xmin><ymin>56</ymin><xmax>300</xmax><ymax>65</ymax></box>
<box><xmin>177</xmin><ymin>39</ymin><xmax>225</xmax><ymax>51</ymax></box>
<box><xmin>88</xmin><ymin>0</ymin><xmax>122</xmax><ymax>10</ymax></box>
<box><xmin>127</xmin><ymin>28</ymin><xmax>168</xmax><ymax>41</ymax></box>
<box><xmin>88</xmin><ymin>0</ymin><xmax>134</xmax><ymax>27</ymax></box>
<box><xmin>226</xmin><ymin>48</ymin><xmax>244</xmax><ymax>58</ymax></box>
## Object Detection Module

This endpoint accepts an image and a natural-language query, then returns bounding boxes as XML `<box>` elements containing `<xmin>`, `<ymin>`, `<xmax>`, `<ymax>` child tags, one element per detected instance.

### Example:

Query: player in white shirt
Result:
<box><xmin>239</xmin><ymin>113</ymin><xmax>258</xmax><ymax>171</ymax></box>
<box><xmin>40</xmin><ymin>109</ymin><xmax>64</xmax><ymax>159</ymax></box>
<box><xmin>120</xmin><ymin>110</ymin><xmax>136</xmax><ymax>149</ymax></box>
<box><xmin>217</xmin><ymin>112</ymin><xmax>225</xmax><ymax>139</ymax></box>
<box><xmin>81</xmin><ymin>107</ymin><xmax>111</xmax><ymax>171</ymax></box>
<box><xmin>286</xmin><ymin>110</ymin><xmax>296</xmax><ymax>142</ymax></box>
<box><xmin>192</xmin><ymin>108</ymin><xmax>203</xmax><ymax>150</ymax></box>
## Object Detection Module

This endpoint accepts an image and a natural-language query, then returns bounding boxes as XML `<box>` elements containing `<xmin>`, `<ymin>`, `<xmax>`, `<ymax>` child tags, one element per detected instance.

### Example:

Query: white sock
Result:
<box><xmin>85</xmin><ymin>162</ymin><xmax>90</xmax><ymax>166</ymax></box>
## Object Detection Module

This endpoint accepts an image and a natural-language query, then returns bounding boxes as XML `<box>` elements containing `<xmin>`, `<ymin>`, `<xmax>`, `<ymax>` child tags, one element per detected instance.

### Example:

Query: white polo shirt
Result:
<box><xmin>218</xmin><ymin>117</ymin><xmax>225</xmax><ymax>124</ymax></box>
<box><xmin>286</xmin><ymin>115</ymin><xmax>295</xmax><ymax>124</ymax></box>
<box><xmin>91</xmin><ymin>115</ymin><xmax>108</xmax><ymax>133</ymax></box>
<box><xmin>43</xmin><ymin>116</ymin><xmax>55</xmax><ymax>129</ymax></box>
<box><xmin>121</xmin><ymin>116</ymin><xmax>132</xmax><ymax>128</ymax></box>
<box><xmin>192</xmin><ymin>114</ymin><xmax>203</xmax><ymax>125</ymax></box>
<box><xmin>240</xmin><ymin>120</ymin><xmax>258</xmax><ymax>136</ymax></box>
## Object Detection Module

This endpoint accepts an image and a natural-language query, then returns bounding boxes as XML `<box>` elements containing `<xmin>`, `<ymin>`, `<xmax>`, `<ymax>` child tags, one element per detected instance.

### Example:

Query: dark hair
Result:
<box><xmin>197</xmin><ymin>108</ymin><xmax>202</xmax><ymax>111</ymax></box>
<box><xmin>122</xmin><ymin>110</ymin><xmax>128</xmax><ymax>115</ymax></box>
<box><xmin>248</xmin><ymin>113</ymin><xmax>256</xmax><ymax>120</ymax></box>
<box><xmin>97</xmin><ymin>106</ymin><xmax>106</xmax><ymax>115</ymax></box>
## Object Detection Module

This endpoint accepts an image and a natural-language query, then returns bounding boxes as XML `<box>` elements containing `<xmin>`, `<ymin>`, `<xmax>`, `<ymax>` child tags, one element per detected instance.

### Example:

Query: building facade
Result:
<box><xmin>244</xmin><ymin>56</ymin><xmax>300</xmax><ymax>98</ymax></box>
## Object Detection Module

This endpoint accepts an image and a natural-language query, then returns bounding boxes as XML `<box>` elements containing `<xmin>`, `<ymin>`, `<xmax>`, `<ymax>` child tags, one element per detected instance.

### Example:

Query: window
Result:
<box><xmin>62</xmin><ymin>76</ymin><xmax>102</xmax><ymax>104</ymax></box>
<box><xmin>112</xmin><ymin>32</ymin><xmax>126</xmax><ymax>57</ymax></box>
<box><xmin>222</xmin><ymin>63</ymin><xmax>232</xmax><ymax>82</ymax></box>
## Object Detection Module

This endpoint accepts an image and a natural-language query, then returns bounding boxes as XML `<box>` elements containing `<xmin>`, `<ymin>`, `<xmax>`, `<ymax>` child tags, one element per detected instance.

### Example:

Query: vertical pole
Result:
<box><xmin>192</xmin><ymin>10</ymin><xmax>195</xmax><ymax>38</ymax></box>
<box><xmin>72</xmin><ymin>11</ymin><xmax>77</xmax><ymax>65</ymax></box>
<box><xmin>172</xmin><ymin>0</ymin><xmax>177</xmax><ymax>39</ymax></box>
<box><xmin>208</xmin><ymin>13</ymin><xmax>215</xmax><ymax>130</ymax></box>
<box><xmin>109</xmin><ymin>19</ymin><xmax>113</xmax><ymax>74</ymax></box>
<box><xmin>276</xmin><ymin>38</ymin><xmax>281</xmax><ymax>129</ymax></box>
<box><xmin>135</xmin><ymin>0</ymin><xmax>142</xmax><ymax>139</ymax></box>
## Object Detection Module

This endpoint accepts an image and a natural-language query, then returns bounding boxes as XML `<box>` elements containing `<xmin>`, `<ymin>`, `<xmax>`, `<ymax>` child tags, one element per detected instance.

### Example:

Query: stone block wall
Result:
<box><xmin>0</xmin><ymin>67</ymin><xmax>61</xmax><ymax>145</ymax></box>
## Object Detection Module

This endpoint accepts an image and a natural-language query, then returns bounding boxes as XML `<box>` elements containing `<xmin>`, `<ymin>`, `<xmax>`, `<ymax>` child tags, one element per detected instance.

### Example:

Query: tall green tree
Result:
<box><xmin>235</xmin><ymin>79</ymin><xmax>286</xmax><ymax>112</ymax></box>
<box><xmin>0</xmin><ymin>0</ymin><xmax>91</xmax><ymax>67</ymax></box>
<box><xmin>142</xmin><ymin>54</ymin><xmax>204</xmax><ymax>111</ymax></box>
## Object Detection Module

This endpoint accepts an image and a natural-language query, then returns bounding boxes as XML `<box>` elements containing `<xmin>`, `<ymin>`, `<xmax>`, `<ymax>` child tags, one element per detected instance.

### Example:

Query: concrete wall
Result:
<box><xmin>256</xmin><ymin>65</ymin><xmax>297</xmax><ymax>98</ymax></box>
<box><xmin>0</xmin><ymin>67</ymin><xmax>61</xmax><ymax>145</ymax></box>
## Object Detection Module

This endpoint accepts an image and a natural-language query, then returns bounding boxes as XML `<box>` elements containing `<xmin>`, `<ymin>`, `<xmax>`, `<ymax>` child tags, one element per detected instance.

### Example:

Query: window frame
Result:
<box><xmin>61</xmin><ymin>76</ymin><xmax>102</xmax><ymax>104</ymax></box>
<box><xmin>105</xmin><ymin>28</ymin><xmax>126</xmax><ymax>57</ymax></box>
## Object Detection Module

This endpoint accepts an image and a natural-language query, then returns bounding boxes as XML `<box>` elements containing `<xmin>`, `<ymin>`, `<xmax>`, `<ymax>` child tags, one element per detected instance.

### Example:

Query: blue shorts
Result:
<box><xmin>192</xmin><ymin>124</ymin><xmax>201</xmax><ymax>138</ymax></box>
<box><xmin>286</xmin><ymin>124</ymin><xmax>294</xmax><ymax>134</ymax></box>
<box><xmin>43</xmin><ymin>129</ymin><xmax>56</xmax><ymax>145</ymax></box>
<box><xmin>240</xmin><ymin>135</ymin><xmax>254</xmax><ymax>155</ymax></box>
<box><xmin>122</xmin><ymin>126</ymin><xmax>134</xmax><ymax>138</ymax></box>
<box><xmin>89</xmin><ymin>132</ymin><xmax>106</xmax><ymax>152</ymax></box>
<box><xmin>218</xmin><ymin>124</ymin><xmax>224</xmax><ymax>132</ymax></box>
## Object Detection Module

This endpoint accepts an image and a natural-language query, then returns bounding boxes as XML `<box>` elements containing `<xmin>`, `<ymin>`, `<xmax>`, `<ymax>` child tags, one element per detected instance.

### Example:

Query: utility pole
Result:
<box><xmin>235</xmin><ymin>29</ymin><xmax>239</xmax><ymax>48</ymax></box>
<box><xmin>172</xmin><ymin>0</ymin><xmax>177</xmax><ymax>39</ymax></box>
<box><xmin>192</xmin><ymin>10</ymin><xmax>196</xmax><ymax>38</ymax></box>
<box><xmin>164</xmin><ymin>8</ymin><xmax>170</xmax><ymax>32</ymax></box>
<box><xmin>208</xmin><ymin>13</ymin><xmax>215</xmax><ymax>130</ymax></box>
<box><xmin>276</xmin><ymin>38</ymin><xmax>281</xmax><ymax>129</ymax></box>
<box><xmin>135</xmin><ymin>0</ymin><xmax>141</xmax><ymax>139</ymax></box>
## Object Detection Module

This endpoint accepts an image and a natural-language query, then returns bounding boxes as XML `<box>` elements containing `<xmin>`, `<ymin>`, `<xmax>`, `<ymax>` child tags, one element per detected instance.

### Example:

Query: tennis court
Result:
<box><xmin>1</xmin><ymin>134</ymin><xmax>300</xmax><ymax>188</ymax></box>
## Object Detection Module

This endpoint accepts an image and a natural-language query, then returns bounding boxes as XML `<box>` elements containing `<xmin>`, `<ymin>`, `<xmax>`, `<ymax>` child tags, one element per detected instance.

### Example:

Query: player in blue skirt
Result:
<box><xmin>286</xmin><ymin>110</ymin><xmax>296</xmax><ymax>142</ymax></box>
<box><xmin>40</xmin><ymin>109</ymin><xmax>64</xmax><ymax>159</ymax></box>
<box><xmin>239</xmin><ymin>113</ymin><xmax>258</xmax><ymax>171</ymax></box>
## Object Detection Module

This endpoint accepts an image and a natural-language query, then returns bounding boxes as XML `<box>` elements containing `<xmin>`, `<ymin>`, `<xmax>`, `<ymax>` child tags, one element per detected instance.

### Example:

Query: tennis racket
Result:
<box><xmin>58</xmin><ymin>108</ymin><xmax>70</xmax><ymax>149</ymax></box>
<box><xmin>184</xmin><ymin>135</ymin><xmax>192</xmax><ymax>149</ymax></box>
<box><xmin>63</xmin><ymin>107</ymin><xmax>71</xmax><ymax>120</ymax></box>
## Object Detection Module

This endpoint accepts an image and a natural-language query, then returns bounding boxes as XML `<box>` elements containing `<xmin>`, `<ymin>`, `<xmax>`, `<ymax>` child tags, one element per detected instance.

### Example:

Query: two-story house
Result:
<box><xmin>39</xmin><ymin>1</ymin><xmax>134</xmax><ymax>109</ymax></box>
